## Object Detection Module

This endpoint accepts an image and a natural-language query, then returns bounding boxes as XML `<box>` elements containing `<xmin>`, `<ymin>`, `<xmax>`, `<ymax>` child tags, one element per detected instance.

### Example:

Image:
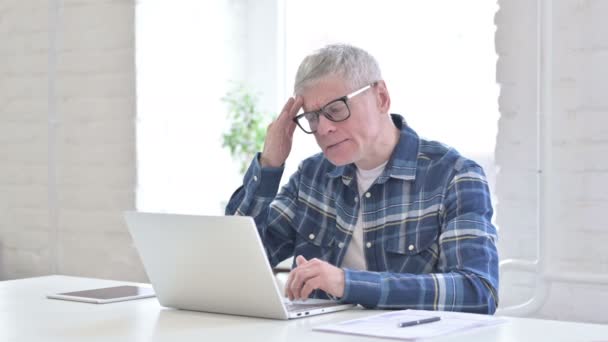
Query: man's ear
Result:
<box><xmin>374</xmin><ymin>80</ymin><xmax>391</xmax><ymax>114</ymax></box>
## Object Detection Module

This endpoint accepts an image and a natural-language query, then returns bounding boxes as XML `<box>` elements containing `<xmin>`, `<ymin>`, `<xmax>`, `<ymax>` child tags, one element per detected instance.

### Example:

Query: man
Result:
<box><xmin>225</xmin><ymin>44</ymin><xmax>498</xmax><ymax>314</ymax></box>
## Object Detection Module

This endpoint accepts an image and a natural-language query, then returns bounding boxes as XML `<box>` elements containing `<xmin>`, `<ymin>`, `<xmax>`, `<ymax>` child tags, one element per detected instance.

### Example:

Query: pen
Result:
<box><xmin>397</xmin><ymin>316</ymin><xmax>441</xmax><ymax>328</ymax></box>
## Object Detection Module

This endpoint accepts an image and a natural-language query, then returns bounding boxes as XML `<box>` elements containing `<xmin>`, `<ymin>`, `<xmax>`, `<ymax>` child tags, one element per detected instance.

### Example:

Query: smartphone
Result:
<box><xmin>47</xmin><ymin>285</ymin><xmax>156</xmax><ymax>304</ymax></box>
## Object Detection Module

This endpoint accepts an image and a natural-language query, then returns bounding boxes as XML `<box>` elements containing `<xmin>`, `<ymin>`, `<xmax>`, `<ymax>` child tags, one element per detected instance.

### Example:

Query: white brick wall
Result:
<box><xmin>0</xmin><ymin>0</ymin><xmax>146</xmax><ymax>281</ymax></box>
<box><xmin>496</xmin><ymin>0</ymin><xmax>608</xmax><ymax>323</ymax></box>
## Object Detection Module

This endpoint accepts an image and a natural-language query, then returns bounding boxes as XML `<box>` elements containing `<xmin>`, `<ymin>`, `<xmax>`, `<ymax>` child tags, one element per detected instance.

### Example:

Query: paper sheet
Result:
<box><xmin>313</xmin><ymin>309</ymin><xmax>507</xmax><ymax>341</ymax></box>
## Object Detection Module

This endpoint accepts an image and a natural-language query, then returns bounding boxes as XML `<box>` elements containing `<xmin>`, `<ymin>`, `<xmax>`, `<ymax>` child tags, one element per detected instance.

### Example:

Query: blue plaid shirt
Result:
<box><xmin>226</xmin><ymin>114</ymin><xmax>499</xmax><ymax>314</ymax></box>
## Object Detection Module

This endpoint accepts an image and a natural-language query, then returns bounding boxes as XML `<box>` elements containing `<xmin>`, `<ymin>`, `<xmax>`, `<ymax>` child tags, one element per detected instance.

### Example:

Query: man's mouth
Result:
<box><xmin>326</xmin><ymin>139</ymin><xmax>348</xmax><ymax>150</ymax></box>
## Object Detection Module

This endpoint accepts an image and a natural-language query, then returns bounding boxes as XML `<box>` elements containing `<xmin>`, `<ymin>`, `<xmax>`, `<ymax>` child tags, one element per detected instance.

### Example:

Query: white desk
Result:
<box><xmin>2</xmin><ymin>276</ymin><xmax>607</xmax><ymax>342</ymax></box>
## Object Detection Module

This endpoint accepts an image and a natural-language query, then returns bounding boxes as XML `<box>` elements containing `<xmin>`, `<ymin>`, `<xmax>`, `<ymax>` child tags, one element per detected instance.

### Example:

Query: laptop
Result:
<box><xmin>124</xmin><ymin>211</ymin><xmax>355</xmax><ymax>320</ymax></box>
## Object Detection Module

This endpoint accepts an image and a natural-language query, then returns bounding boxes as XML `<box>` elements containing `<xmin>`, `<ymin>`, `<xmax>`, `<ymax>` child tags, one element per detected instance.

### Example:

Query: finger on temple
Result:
<box><xmin>279</xmin><ymin>97</ymin><xmax>295</xmax><ymax>118</ymax></box>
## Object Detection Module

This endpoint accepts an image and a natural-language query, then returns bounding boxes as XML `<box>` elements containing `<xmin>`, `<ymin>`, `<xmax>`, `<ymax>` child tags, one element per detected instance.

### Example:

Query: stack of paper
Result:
<box><xmin>313</xmin><ymin>309</ymin><xmax>507</xmax><ymax>340</ymax></box>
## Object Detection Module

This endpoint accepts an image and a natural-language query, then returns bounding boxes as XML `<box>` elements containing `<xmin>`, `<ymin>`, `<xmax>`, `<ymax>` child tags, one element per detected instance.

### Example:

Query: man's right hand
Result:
<box><xmin>259</xmin><ymin>96</ymin><xmax>303</xmax><ymax>168</ymax></box>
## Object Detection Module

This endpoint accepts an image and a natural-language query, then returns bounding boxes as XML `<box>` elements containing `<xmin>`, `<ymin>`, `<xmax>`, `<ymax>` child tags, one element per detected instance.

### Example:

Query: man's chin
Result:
<box><xmin>324</xmin><ymin>153</ymin><xmax>354</xmax><ymax>167</ymax></box>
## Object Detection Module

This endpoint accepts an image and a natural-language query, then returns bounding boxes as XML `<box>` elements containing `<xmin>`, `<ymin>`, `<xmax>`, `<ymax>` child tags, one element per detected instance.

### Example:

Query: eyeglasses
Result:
<box><xmin>293</xmin><ymin>82</ymin><xmax>376</xmax><ymax>134</ymax></box>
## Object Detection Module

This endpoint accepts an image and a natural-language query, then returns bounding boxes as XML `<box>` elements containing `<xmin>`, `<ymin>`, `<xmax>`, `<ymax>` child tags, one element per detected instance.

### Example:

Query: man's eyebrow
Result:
<box><xmin>302</xmin><ymin>102</ymin><xmax>322</xmax><ymax>113</ymax></box>
<box><xmin>304</xmin><ymin>96</ymin><xmax>341</xmax><ymax>113</ymax></box>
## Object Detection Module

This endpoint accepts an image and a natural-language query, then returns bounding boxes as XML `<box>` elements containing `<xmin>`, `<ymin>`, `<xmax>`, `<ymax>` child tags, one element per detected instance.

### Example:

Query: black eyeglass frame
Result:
<box><xmin>292</xmin><ymin>82</ymin><xmax>377</xmax><ymax>134</ymax></box>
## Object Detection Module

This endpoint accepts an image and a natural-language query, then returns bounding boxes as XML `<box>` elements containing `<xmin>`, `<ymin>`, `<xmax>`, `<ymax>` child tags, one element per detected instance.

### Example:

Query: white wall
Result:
<box><xmin>496</xmin><ymin>0</ymin><xmax>608</xmax><ymax>323</ymax></box>
<box><xmin>0</xmin><ymin>0</ymin><xmax>144</xmax><ymax>281</ymax></box>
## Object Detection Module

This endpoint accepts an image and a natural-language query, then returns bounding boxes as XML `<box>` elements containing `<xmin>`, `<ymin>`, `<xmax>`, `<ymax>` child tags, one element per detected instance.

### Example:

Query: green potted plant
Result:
<box><xmin>222</xmin><ymin>83</ymin><xmax>272</xmax><ymax>175</ymax></box>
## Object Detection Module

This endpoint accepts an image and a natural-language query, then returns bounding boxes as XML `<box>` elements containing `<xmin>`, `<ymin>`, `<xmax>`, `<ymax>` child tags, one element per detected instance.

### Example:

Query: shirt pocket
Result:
<box><xmin>293</xmin><ymin>216</ymin><xmax>336</xmax><ymax>262</ymax></box>
<box><xmin>383</xmin><ymin>221</ymin><xmax>440</xmax><ymax>274</ymax></box>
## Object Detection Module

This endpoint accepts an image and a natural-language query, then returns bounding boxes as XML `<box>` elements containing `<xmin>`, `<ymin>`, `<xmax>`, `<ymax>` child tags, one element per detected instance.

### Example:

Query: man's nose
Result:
<box><xmin>315</xmin><ymin>114</ymin><xmax>336</xmax><ymax>136</ymax></box>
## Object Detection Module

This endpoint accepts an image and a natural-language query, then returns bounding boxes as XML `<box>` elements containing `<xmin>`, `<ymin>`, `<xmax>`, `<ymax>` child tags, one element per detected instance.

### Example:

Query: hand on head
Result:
<box><xmin>259</xmin><ymin>96</ymin><xmax>303</xmax><ymax>168</ymax></box>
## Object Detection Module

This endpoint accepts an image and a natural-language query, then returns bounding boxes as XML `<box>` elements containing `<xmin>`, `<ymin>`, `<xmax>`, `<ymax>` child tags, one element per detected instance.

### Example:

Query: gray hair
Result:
<box><xmin>293</xmin><ymin>44</ymin><xmax>382</xmax><ymax>95</ymax></box>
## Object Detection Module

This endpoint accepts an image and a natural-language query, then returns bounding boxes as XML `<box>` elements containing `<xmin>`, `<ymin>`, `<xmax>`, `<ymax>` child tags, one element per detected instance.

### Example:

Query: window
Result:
<box><xmin>136</xmin><ymin>1</ymin><xmax>499</xmax><ymax>215</ymax></box>
<box><xmin>283</xmin><ymin>1</ymin><xmax>499</xmax><ymax>203</ymax></box>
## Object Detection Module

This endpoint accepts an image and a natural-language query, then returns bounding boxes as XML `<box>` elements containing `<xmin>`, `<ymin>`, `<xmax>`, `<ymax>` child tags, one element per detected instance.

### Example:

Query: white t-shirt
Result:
<box><xmin>341</xmin><ymin>161</ymin><xmax>387</xmax><ymax>270</ymax></box>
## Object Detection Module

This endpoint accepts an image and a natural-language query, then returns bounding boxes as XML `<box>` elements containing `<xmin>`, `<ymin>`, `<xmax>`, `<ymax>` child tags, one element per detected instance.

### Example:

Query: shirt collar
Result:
<box><xmin>327</xmin><ymin>114</ymin><xmax>419</xmax><ymax>184</ymax></box>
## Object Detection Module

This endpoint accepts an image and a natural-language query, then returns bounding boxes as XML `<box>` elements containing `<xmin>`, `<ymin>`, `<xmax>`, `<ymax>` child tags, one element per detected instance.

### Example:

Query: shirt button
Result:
<box><xmin>365</xmin><ymin>192</ymin><xmax>371</xmax><ymax>198</ymax></box>
<box><xmin>253</xmin><ymin>176</ymin><xmax>258</xmax><ymax>181</ymax></box>
<box><xmin>338</xmin><ymin>242</ymin><xmax>345</xmax><ymax>249</ymax></box>
<box><xmin>366</xmin><ymin>242</ymin><xmax>372</xmax><ymax>248</ymax></box>
<box><xmin>308</xmin><ymin>233</ymin><xmax>315</xmax><ymax>240</ymax></box>
<box><xmin>408</xmin><ymin>244</ymin><xmax>415</xmax><ymax>251</ymax></box>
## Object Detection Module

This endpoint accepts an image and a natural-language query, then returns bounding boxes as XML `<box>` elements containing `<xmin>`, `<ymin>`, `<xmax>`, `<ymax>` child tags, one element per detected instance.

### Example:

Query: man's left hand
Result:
<box><xmin>285</xmin><ymin>255</ymin><xmax>345</xmax><ymax>300</ymax></box>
